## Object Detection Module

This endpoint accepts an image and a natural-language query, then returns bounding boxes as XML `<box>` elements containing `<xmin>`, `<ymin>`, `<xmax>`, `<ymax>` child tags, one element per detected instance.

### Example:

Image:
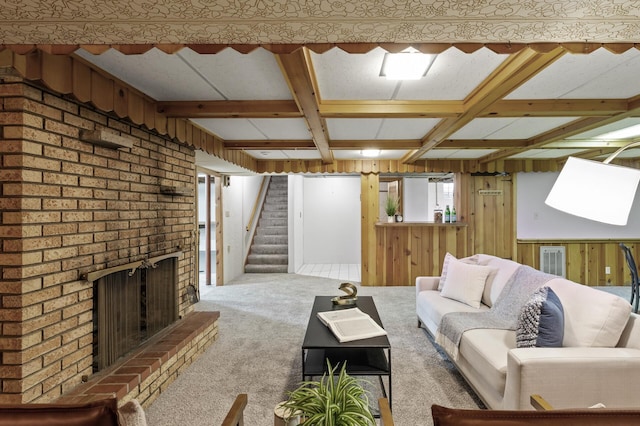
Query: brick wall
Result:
<box><xmin>0</xmin><ymin>79</ymin><xmax>197</xmax><ymax>403</ymax></box>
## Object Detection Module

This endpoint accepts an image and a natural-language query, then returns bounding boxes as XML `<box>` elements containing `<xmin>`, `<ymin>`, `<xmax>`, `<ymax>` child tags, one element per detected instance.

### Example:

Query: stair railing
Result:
<box><xmin>244</xmin><ymin>176</ymin><xmax>270</xmax><ymax>262</ymax></box>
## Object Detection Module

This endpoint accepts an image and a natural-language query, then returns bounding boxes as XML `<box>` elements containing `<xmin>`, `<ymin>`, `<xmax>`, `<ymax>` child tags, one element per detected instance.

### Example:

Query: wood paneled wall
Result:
<box><xmin>361</xmin><ymin>172</ymin><xmax>639</xmax><ymax>287</ymax></box>
<box><xmin>373</xmin><ymin>224</ymin><xmax>468</xmax><ymax>286</ymax></box>
<box><xmin>517</xmin><ymin>241</ymin><xmax>640</xmax><ymax>287</ymax></box>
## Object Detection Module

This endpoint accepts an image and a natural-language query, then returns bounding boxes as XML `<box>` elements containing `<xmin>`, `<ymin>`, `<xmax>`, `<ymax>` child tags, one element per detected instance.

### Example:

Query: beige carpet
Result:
<box><xmin>145</xmin><ymin>273</ymin><xmax>482</xmax><ymax>425</ymax></box>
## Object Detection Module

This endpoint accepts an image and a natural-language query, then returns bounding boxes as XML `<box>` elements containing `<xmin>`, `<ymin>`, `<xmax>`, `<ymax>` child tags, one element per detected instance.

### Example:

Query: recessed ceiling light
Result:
<box><xmin>361</xmin><ymin>149</ymin><xmax>381</xmax><ymax>157</ymax></box>
<box><xmin>380</xmin><ymin>49</ymin><xmax>436</xmax><ymax>80</ymax></box>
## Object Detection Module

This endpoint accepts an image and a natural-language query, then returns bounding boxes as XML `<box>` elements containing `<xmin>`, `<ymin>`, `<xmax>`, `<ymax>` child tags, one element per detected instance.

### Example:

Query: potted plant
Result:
<box><xmin>384</xmin><ymin>196</ymin><xmax>398</xmax><ymax>223</ymax></box>
<box><xmin>282</xmin><ymin>361</ymin><xmax>375</xmax><ymax>426</ymax></box>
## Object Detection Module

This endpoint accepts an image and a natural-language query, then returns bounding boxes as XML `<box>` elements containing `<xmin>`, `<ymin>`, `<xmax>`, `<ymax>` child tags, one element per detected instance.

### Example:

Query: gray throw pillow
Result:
<box><xmin>516</xmin><ymin>286</ymin><xmax>564</xmax><ymax>348</ymax></box>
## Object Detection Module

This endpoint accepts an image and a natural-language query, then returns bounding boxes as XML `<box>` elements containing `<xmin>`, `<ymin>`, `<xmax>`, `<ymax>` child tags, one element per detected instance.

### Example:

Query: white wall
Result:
<box><xmin>289</xmin><ymin>175</ymin><xmax>304</xmax><ymax>273</ymax></box>
<box><xmin>303</xmin><ymin>176</ymin><xmax>361</xmax><ymax>264</ymax></box>
<box><xmin>517</xmin><ymin>172</ymin><xmax>640</xmax><ymax>239</ymax></box>
<box><xmin>222</xmin><ymin>175</ymin><xmax>263</xmax><ymax>282</ymax></box>
<box><xmin>403</xmin><ymin>177</ymin><xmax>429</xmax><ymax>221</ymax></box>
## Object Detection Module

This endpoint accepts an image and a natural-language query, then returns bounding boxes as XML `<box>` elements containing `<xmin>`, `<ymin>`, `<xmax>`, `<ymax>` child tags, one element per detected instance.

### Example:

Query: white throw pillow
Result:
<box><xmin>440</xmin><ymin>258</ymin><xmax>494</xmax><ymax>309</ymax></box>
<box><xmin>118</xmin><ymin>399</ymin><xmax>148</xmax><ymax>426</ymax></box>
<box><xmin>438</xmin><ymin>252</ymin><xmax>480</xmax><ymax>290</ymax></box>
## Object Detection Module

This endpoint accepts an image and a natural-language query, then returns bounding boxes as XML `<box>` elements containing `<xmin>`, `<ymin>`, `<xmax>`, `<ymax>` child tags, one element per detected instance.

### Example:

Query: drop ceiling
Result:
<box><xmin>71</xmin><ymin>45</ymin><xmax>640</xmax><ymax>172</ymax></box>
<box><xmin>2</xmin><ymin>0</ymin><xmax>640</xmax><ymax>174</ymax></box>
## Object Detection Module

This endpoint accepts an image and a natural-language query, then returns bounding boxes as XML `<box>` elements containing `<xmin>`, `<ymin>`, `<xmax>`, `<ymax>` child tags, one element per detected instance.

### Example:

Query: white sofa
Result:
<box><xmin>416</xmin><ymin>253</ymin><xmax>640</xmax><ymax>410</ymax></box>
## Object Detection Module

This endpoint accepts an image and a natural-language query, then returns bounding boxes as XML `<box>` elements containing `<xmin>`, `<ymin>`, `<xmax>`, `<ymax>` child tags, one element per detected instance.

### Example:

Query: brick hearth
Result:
<box><xmin>57</xmin><ymin>311</ymin><xmax>219</xmax><ymax>408</ymax></box>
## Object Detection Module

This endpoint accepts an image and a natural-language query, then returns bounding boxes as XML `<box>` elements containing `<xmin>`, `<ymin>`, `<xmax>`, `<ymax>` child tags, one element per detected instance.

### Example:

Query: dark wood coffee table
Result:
<box><xmin>301</xmin><ymin>296</ymin><xmax>392</xmax><ymax>410</ymax></box>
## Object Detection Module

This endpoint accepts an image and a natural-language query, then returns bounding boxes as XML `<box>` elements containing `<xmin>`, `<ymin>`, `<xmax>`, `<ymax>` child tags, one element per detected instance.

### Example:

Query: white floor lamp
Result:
<box><xmin>545</xmin><ymin>141</ymin><xmax>640</xmax><ymax>226</ymax></box>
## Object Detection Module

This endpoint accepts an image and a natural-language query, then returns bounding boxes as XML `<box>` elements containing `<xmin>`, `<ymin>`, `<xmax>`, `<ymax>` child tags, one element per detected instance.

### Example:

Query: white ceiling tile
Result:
<box><xmin>377</xmin><ymin>118</ymin><xmax>440</xmax><ymax>139</ymax></box>
<box><xmin>191</xmin><ymin>118</ymin><xmax>264</xmax><ymax>139</ymax></box>
<box><xmin>75</xmin><ymin>48</ymin><xmax>226</xmax><ymax>101</ymax></box>
<box><xmin>311</xmin><ymin>47</ymin><xmax>400</xmax><ymax>100</ymax></box>
<box><xmin>333</xmin><ymin>149</ymin><xmax>409</xmax><ymax>160</ymax></box>
<box><xmin>177</xmin><ymin>48</ymin><xmax>292</xmax><ymax>100</ymax></box>
<box><xmin>396</xmin><ymin>47</ymin><xmax>509</xmax><ymax>100</ymax></box>
<box><xmin>568</xmin><ymin>117</ymin><xmax>640</xmax><ymax>139</ymax></box>
<box><xmin>191</xmin><ymin>118</ymin><xmax>310</xmax><ymax>140</ymax></box>
<box><xmin>451</xmin><ymin>117</ymin><xmax>576</xmax><ymax>139</ymax></box>
<box><xmin>507</xmin><ymin>48</ymin><xmax>640</xmax><ymax>100</ymax></box>
<box><xmin>420</xmin><ymin>149</ymin><xmax>497</xmax><ymax>159</ymax></box>
<box><xmin>249</xmin><ymin>118</ymin><xmax>311</xmax><ymax>139</ymax></box>
<box><xmin>326</xmin><ymin>118</ymin><xmax>384</xmax><ymax>139</ymax></box>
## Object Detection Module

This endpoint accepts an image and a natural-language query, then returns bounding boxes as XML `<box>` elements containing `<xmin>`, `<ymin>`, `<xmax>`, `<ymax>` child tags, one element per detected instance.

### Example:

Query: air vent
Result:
<box><xmin>540</xmin><ymin>246</ymin><xmax>566</xmax><ymax>278</ymax></box>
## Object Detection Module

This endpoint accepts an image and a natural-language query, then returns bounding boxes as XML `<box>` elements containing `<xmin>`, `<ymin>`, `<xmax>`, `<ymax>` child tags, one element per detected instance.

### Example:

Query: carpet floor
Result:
<box><xmin>145</xmin><ymin>273</ymin><xmax>483</xmax><ymax>425</ymax></box>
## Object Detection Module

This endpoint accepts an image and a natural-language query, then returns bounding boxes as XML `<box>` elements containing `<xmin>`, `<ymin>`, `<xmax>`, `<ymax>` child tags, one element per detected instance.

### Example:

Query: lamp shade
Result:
<box><xmin>545</xmin><ymin>156</ymin><xmax>640</xmax><ymax>226</ymax></box>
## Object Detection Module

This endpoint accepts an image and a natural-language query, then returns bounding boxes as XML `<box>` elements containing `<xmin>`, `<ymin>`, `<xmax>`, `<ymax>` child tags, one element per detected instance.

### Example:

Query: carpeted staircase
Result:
<box><xmin>245</xmin><ymin>176</ymin><xmax>289</xmax><ymax>273</ymax></box>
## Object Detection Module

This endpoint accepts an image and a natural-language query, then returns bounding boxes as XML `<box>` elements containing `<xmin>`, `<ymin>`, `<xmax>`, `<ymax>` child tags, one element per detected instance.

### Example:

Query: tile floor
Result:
<box><xmin>296</xmin><ymin>263</ymin><xmax>361</xmax><ymax>282</ymax></box>
<box><xmin>198</xmin><ymin>263</ymin><xmax>361</xmax><ymax>297</ymax></box>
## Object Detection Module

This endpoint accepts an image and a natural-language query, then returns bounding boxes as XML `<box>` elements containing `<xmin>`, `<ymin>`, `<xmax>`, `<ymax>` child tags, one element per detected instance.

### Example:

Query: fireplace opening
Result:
<box><xmin>91</xmin><ymin>255</ymin><xmax>179</xmax><ymax>372</ymax></box>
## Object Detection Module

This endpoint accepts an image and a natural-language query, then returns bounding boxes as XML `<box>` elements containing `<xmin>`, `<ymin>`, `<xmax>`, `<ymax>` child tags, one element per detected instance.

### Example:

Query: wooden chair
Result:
<box><xmin>378</xmin><ymin>398</ymin><xmax>394</xmax><ymax>426</ymax></box>
<box><xmin>220</xmin><ymin>394</ymin><xmax>247</xmax><ymax>426</ymax></box>
<box><xmin>620</xmin><ymin>243</ymin><xmax>639</xmax><ymax>313</ymax></box>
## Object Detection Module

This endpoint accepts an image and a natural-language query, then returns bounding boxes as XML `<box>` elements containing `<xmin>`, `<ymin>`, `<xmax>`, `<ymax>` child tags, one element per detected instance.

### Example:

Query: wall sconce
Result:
<box><xmin>545</xmin><ymin>141</ymin><xmax>640</xmax><ymax>226</ymax></box>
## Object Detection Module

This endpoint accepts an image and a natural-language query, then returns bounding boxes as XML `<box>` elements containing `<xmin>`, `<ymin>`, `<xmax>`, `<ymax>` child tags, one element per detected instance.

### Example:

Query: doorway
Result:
<box><xmin>197</xmin><ymin>172</ymin><xmax>218</xmax><ymax>296</ymax></box>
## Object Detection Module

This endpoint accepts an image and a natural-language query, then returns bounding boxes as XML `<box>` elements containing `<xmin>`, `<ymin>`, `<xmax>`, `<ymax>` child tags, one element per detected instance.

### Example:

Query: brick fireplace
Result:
<box><xmin>0</xmin><ymin>78</ymin><xmax>216</xmax><ymax>405</ymax></box>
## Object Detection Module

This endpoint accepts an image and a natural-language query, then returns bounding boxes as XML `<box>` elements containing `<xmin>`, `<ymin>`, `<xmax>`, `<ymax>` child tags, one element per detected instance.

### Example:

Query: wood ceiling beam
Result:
<box><xmin>329</xmin><ymin>140</ymin><xmax>423</xmax><ymax>150</ymax></box>
<box><xmin>156</xmin><ymin>98</ymin><xmax>627</xmax><ymax>119</ymax></box>
<box><xmin>319</xmin><ymin>100</ymin><xmax>463</xmax><ymax>118</ymax></box>
<box><xmin>480</xmin><ymin>99</ymin><xmax>628</xmax><ymax>117</ymax></box>
<box><xmin>157</xmin><ymin>100</ymin><xmax>301</xmax><ymax>118</ymax></box>
<box><xmin>224</xmin><ymin>140</ymin><xmax>316</xmax><ymax>150</ymax></box>
<box><xmin>276</xmin><ymin>48</ymin><xmax>333</xmax><ymax>164</ymax></box>
<box><xmin>225</xmin><ymin>139</ymin><xmax>424</xmax><ymax>150</ymax></box>
<box><xmin>480</xmin><ymin>93</ymin><xmax>640</xmax><ymax>163</ymax></box>
<box><xmin>437</xmin><ymin>139</ymin><xmax>529</xmax><ymax>149</ymax></box>
<box><xmin>401</xmin><ymin>47</ymin><xmax>567</xmax><ymax>164</ymax></box>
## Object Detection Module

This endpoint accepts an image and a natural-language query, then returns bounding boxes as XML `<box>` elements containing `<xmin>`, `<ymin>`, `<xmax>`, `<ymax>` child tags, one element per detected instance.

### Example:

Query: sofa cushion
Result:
<box><xmin>476</xmin><ymin>255</ymin><xmax>521</xmax><ymax>307</ymax></box>
<box><xmin>438</xmin><ymin>252</ymin><xmax>480</xmax><ymax>290</ymax></box>
<box><xmin>417</xmin><ymin>290</ymin><xmax>490</xmax><ymax>334</ymax></box>
<box><xmin>516</xmin><ymin>286</ymin><xmax>564</xmax><ymax>348</ymax></box>
<box><xmin>547</xmin><ymin>278</ymin><xmax>631</xmax><ymax>347</ymax></box>
<box><xmin>440</xmin><ymin>258</ymin><xmax>495</xmax><ymax>309</ymax></box>
<box><xmin>459</xmin><ymin>328</ymin><xmax>514</xmax><ymax>394</ymax></box>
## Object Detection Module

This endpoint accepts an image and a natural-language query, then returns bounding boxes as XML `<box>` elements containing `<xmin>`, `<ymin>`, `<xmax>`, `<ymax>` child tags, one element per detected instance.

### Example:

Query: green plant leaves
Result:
<box><xmin>283</xmin><ymin>360</ymin><xmax>375</xmax><ymax>426</ymax></box>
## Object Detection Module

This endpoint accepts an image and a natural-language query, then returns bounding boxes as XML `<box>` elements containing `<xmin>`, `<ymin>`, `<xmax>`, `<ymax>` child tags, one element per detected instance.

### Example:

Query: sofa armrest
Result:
<box><xmin>504</xmin><ymin>347</ymin><xmax>640</xmax><ymax>410</ymax></box>
<box><xmin>416</xmin><ymin>276</ymin><xmax>439</xmax><ymax>296</ymax></box>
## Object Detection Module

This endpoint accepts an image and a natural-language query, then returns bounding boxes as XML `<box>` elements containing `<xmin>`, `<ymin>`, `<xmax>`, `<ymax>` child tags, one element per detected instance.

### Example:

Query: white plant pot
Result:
<box><xmin>387</xmin><ymin>216</ymin><xmax>395</xmax><ymax>223</ymax></box>
<box><xmin>274</xmin><ymin>402</ymin><xmax>300</xmax><ymax>426</ymax></box>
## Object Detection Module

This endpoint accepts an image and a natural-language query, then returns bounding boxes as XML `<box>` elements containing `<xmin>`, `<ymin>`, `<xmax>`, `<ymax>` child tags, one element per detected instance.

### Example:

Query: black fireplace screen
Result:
<box><xmin>93</xmin><ymin>257</ymin><xmax>178</xmax><ymax>372</ymax></box>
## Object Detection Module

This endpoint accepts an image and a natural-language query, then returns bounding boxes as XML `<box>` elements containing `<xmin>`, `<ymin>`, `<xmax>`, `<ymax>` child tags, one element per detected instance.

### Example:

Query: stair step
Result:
<box><xmin>254</xmin><ymin>235</ymin><xmax>288</xmax><ymax>245</ymax></box>
<box><xmin>263</xmin><ymin>204</ymin><xmax>287</xmax><ymax>211</ymax></box>
<box><xmin>258</xmin><ymin>218</ymin><xmax>287</xmax><ymax>227</ymax></box>
<box><xmin>247</xmin><ymin>253</ymin><xmax>288</xmax><ymax>264</ymax></box>
<box><xmin>262</xmin><ymin>210</ymin><xmax>287</xmax><ymax>218</ymax></box>
<box><xmin>257</xmin><ymin>226</ymin><xmax>287</xmax><ymax>236</ymax></box>
<box><xmin>244</xmin><ymin>264</ymin><xmax>288</xmax><ymax>273</ymax></box>
<box><xmin>250</xmin><ymin>244</ymin><xmax>288</xmax><ymax>254</ymax></box>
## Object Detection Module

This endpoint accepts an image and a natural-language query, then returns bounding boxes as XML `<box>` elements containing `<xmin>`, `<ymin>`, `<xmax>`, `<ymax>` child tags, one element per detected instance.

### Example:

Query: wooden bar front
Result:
<box><xmin>373</xmin><ymin>222</ymin><xmax>468</xmax><ymax>286</ymax></box>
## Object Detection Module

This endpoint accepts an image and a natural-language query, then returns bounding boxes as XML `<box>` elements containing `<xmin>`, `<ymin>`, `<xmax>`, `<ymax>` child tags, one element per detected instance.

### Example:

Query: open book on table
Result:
<box><xmin>317</xmin><ymin>307</ymin><xmax>387</xmax><ymax>343</ymax></box>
